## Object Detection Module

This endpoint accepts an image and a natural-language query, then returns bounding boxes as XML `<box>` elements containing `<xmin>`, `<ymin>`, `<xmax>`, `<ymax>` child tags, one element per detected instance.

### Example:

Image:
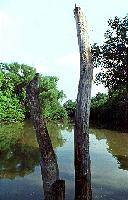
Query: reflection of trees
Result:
<box><xmin>0</xmin><ymin>122</ymin><xmax>24</xmax><ymax>152</ymax></box>
<box><xmin>90</xmin><ymin>128</ymin><xmax>128</xmax><ymax>171</ymax></box>
<box><xmin>59</xmin><ymin>120</ymin><xmax>74</xmax><ymax>132</ymax></box>
<box><xmin>47</xmin><ymin>123</ymin><xmax>66</xmax><ymax>149</ymax></box>
<box><xmin>0</xmin><ymin>144</ymin><xmax>39</xmax><ymax>179</ymax></box>
<box><xmin>47</xmin><ymin>120</ymin><xmax>74</xmax><ymax>149</ymax></box>
<box><xmin>0</xmin><ymin>122</ymin><xmax>39</xmax><ymax>179</ymax></box>
<box><xmin>0</xmin><ymin>120</ymin><xmax>69</xmax><ymax>179</ymax></box>
<box><xmin>116</xmin><ymin>155</ymin><xmax>128</xmax><ymax>171</ymax></box>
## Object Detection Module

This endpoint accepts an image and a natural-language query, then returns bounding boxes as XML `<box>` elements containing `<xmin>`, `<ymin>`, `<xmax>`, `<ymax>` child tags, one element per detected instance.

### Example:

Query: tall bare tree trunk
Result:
<box><xmin>26</xmin><ymin>74</ymin><xmax>65</xmax><ymax>200</ymax></box>
<box><xmin>74</xmin><ymin>5</ymin><xmax>93</xmax><ymax>200</ymax></box>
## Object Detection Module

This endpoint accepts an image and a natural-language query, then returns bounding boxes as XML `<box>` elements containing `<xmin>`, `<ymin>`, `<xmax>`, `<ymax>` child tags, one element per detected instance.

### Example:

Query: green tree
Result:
<box><xmin>91</xmin><ymin>93</ymin><xmax>108</xmax><ymax>109</ymax></box>
<box><xmin>39</xmin><ymin>76</ymin><xmax>67</xmax><ymax>120</ymax></box>
<box><xmin>91</xmin><ymin>15</ymin><xmax>128</xmax><ymax>131</ymax></box>
<box><xmin>0</xmin><ymin>62</ymin><xmax>36</xmax><ymax>108</ymax></box>
<box><xmin>91</xmin><ymin>15</ymin><xmax>128</xmax><ymax>91</ymax></box>
<box><xmin>0</xmin><ymin>62</ymin><xmax>67</xmax><ymax>122</ymax></box>
<box><xmin>0</xmin><ymin>69</ymin><xmax>25</xmax><ymax>122</ymax></box>
<box><xmin>90</xmin><ymin>93</ymin><xmax>109</xmax><ymax>127</ymax></box>
<box><xmin>63</xmin><ymin>99</ymin><xmax>76</xmax><ymax>117</ymax></box>
<box><xmin>0</xmin><ymin>62</ymin><xmax>36</xmax><ymax>120</ymax></box>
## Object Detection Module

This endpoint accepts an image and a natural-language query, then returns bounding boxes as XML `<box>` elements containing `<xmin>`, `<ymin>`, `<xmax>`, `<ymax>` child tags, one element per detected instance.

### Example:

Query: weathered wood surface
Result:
<box><xmin>51</xmin><ymin>180</ymin><xmax>65</xmax><ymax>200</ymax></box>
<box><xmin>74</xmin><ymin>5</ymin><xmax>93</xmax><ymax>200</ymax></box>
<box><xmin>26</xmin><ymin>74</ymin><xmax>65</xmax><ymax>200</ymax></box>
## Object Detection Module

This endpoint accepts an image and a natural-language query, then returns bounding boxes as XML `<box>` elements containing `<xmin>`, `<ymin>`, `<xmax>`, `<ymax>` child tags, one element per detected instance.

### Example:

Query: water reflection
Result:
<box><xmin>0</xmin><ymin>144</ymin><xmax>39</xmax><ymax>179</ymax></box>
<box><xmin>90</xmin><ymin>128</ymin><xmax>128</xmax><ymax>171</ymax></box>
<box><xmin>1</xmin><ymin>122</ymin><xmax>128</xmax><ymax>199</ymax></box>
<box><xmin>0</xmin><ymin>120</ymin><xmax>72</xmax><ymax>179</ymax></box>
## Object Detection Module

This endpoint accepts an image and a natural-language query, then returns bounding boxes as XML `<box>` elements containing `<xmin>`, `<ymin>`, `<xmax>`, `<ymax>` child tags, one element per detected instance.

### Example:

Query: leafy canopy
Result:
<box><xmin>0</xmin><ymin>62</ymin><xmax>67</xmax><ymax>122</ymax></box>
<box><xmin>63</xmin><ymin>99</ymin><xmax>76</xmax><ymax>117</ymax></box>
<box><xmin>91</xmin><ymin>15</ymin><xmax>128</xmax><ymax>91</ymax></box>
<box><xmin>39</xmin><ymin>76</ymin><xmax>67</xmax><ymax>120</ymax></box>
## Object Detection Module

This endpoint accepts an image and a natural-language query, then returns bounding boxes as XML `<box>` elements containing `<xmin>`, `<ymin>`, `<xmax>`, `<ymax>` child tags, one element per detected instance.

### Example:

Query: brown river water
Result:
<box><xmin>0</xmin><ymin>120</ymin><xmax>128</xmax><ymax>200</ymax></box>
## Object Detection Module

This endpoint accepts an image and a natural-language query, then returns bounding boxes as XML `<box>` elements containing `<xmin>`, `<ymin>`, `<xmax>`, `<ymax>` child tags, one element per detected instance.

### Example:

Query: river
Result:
<box><xmin>0</xmin><ymin>120</ymin><xmax>128</xmax><ymax>200</ymax></box>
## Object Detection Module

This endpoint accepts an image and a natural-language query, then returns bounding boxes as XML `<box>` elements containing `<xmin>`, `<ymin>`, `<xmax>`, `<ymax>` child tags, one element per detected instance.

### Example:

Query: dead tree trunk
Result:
<box><xmin>26</xmin><ymin>73</ymin><xmax>65</xmax><ymax>200</ymax></box>
<box><xmin>74</xmin><ymin>5</ymin><xmax>93</xmax><ymax>200</ymax></box>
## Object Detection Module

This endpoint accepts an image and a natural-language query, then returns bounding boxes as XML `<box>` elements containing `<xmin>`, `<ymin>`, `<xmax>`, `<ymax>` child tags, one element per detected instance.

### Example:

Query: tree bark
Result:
<box><xmin>74</xmin><ymin>5</ymin><xmax>93</xmax><ymax>200</ymax></box>
<box><xmin>26</xmin><ymin>73</ymin><xmax>65</xmax><ymax>200</ymax></box>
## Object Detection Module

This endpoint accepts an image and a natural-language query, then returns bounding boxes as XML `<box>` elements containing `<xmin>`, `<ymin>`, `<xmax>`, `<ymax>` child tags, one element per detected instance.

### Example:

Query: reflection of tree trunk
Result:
<box><xmin>74</xmin><ymin>5</ymin><xmax>93</xmax><ymax>200</ymax></box>
<box><xmin>26</xmin><ymin>74</ymin><xmax>65</xmax><ymax>200</ymax></box>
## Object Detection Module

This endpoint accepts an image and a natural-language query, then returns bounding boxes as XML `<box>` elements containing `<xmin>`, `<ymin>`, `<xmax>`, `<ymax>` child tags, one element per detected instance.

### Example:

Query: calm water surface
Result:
<box><xmin>0</xmin><ymin>121</ymin><xmax>128</xmax><ymax>200</ymax></box>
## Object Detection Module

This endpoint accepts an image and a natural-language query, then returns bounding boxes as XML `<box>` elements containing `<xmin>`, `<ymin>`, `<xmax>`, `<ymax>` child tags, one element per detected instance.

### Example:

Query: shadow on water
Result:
<box><xmin>90</xmin><ymin>128</ymin><xmax>128</xmax><ymax>171</ymax></box>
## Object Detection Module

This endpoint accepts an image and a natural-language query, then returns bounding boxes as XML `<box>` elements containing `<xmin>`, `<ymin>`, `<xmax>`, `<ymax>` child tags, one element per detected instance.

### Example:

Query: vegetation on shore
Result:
<box><xmin>91</xmin><ymin>15</ymin><xmax>127</xmax><ymax>131</ymax></box>
<box><xmin>0</xmin><ymin>62</ymin><xmax>67</xmax><ymax>123</ymax></box>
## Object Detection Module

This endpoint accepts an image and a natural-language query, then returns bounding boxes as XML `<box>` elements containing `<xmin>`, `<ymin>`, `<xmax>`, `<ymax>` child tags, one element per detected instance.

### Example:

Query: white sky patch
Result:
<box><xmin>56</xmin><ymin>53</ymin><xmax>80</xmax><ymax>67</ymax></box>
<box><xmin>91</xmin><ymin>83</ymin><xmax>108</xmax><ymax>97</ymax></box>
<box><xmin>0</xmin><ymin>12</ymin><xmax>11</xmax><ymax>25</ymax></box>
<box><xmin>36</xmin><ymin>65</ymin><xmax>49</xmax><ymax>75</ymax></box>
<box><xmin>93</xmin><ymin>67</ymin><xmax>101</xmax><ymax>80</ymax></box>
<box><xmin>0</xmin><ymin>11</ymin><xmax>16</xmax><ymax>36</ymax></box>
<box><xmin>92</xmin><ymin>68</ymin><xmax>108</xmax><ymax>97</ymax></box>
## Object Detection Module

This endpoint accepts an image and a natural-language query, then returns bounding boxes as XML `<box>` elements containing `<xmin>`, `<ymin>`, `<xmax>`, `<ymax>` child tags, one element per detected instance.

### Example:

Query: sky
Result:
<box><xmin>0</xmin><ymin>0</ymin><xmax>127</xmax><ymax>101</ymax></box>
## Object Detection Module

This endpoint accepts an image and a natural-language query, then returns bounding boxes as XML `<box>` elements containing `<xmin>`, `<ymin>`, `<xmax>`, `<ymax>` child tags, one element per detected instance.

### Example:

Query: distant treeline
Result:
<box><xmin>63</xmin><ymin>90</ymin><xmax>128</xmax><ymax>132</ymax></box>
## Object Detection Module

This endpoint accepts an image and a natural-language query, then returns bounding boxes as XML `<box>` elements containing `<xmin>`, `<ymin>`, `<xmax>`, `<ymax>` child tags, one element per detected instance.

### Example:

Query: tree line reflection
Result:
<box><xmin>0</xmin><ymin>121</ymin><xmax>128</xmax><ymax>199</ymax></box>
<box><xmin>0</xmin><ymin>120</ymin><xmax>73</xmax><ymax>179</ymax></box>
<box><xmin>90</xmin><ymin>128</ymin><xmax>128</xmax><ymax>171</ymax></box>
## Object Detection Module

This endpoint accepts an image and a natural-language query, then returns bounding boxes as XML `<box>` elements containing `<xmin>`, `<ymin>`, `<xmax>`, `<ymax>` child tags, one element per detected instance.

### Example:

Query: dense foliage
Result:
<box><xmin>63</xmin><ymin>99</ymin><xmax>76</xmax><ymax>117</ymax></box>
<box><xmin>0</xmin><ymin>62</ymin><xmax>67</xmax><ymax>123</ymax></box>
<box><xmin>39</xmin><ymin>76</ymin><xmax>67</xmax><ymax>120</ymax></box>
<box><xmin>0</xmin><ymin>62</ymin><xmax>36</xmax><ymax>122</ymax></box>
<box><xmin>91</xmin><ymin>15</ymin><xmax>128</xmax><ymax>91</ymax></box>
<box><xmin>90</xmin><ymin>92</ymin><xmax>127</xmax><ymax>131</ymax></box>
<box><xmin>90</xmin><ymin>15</ymin><xmax>128</xmax><ymax>132</ymax></box>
